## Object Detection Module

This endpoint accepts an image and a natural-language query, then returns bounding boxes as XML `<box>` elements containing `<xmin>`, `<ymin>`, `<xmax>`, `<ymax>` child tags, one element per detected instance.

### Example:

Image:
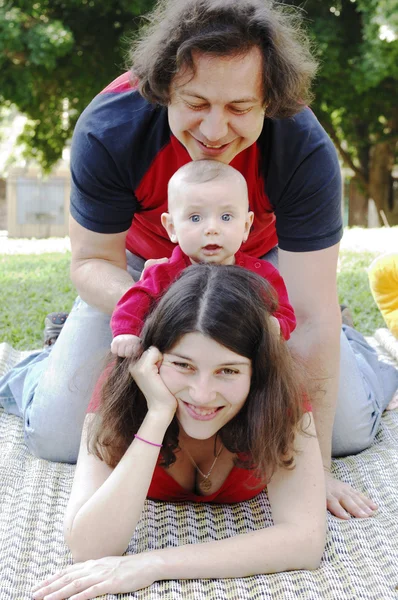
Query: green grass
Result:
<box><xmin>337</xmin><ymin>250</ymin><xmax>385</xmax><ymax>335</ymax></box>
<box><xmin>0</xmin><ymin>253</ymin><xmax>76</xmax><ymax>349</ymax></box>
<box><xmin>0</xmin><ymin>249</ymin><xmax>387</xmax><ymax>350</ymax></box>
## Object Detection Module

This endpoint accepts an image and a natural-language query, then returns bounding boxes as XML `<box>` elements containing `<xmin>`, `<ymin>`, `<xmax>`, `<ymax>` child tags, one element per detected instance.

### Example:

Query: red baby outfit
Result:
<box><xmin>111</xmin><ymin>246</ymin><xmax>296</xmax><ymax>341</ymax></box>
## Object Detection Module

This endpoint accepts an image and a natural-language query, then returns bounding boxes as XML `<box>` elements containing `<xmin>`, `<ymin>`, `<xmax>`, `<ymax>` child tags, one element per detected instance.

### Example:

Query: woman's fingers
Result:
<box><xmin>129</xmin><ymin>346</ymin><xmax>161</xmax><ymax>375</ymax></box>
<box><xmin>32</xmin><ymin>555</ymin><xmax>156</xmax><ymax>599</ymax></box>
<box><xmin>32</xmin><ymin>564</ymin><xmax>82</xmax><ymax>593</ymax></box>
<box><xmin>128</xmin><ymin>347</ymin><xmax>177</xmax><ymax>417</ymax></box>
<box><xmin>33</xmin><ymin>577</ymin><xmax>109</xmax><ymax>600</ymax></box>
<box><xmin>326</xmin><ymin>496</ymin><xmax>351</xmax><ymax>520</ymax></box>
<box><xmin>32</xmin><ymin>563</ymin><xmax>119</xmax><ymax>600</ymax></box>
<box><xmin>325</xmin><ymin>472</ymin><xmax>377</xmax><ymax>519</ymax></box>
<box><xmin>129</xmin><ymin>346</ymin><xmax>159</xmax><ymax>383</ymax></box>
<box><xmin>32</xmin><ymin>565</ymin><xmax>93</xmax><ymax>600</ymax></box>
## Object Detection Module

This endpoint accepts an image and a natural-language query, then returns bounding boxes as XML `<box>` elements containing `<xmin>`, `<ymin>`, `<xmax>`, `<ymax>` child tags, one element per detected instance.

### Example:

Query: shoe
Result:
<box><xmin>44</xmin><ymin>312</ymin><xmax>69</xmax><ymax>346</ymax></box>
<box><xmin>340</xmin><ymin>304</ymin><xmax>354</xmax><ymax>328</ymax></box>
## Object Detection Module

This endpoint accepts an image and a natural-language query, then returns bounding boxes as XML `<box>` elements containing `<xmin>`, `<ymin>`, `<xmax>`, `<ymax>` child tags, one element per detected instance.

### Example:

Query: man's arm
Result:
<box><xmin>279</xmin><ymin>244</ymin><xmax>377</xmax><ymax>519</ymax></box>
<box><xmin>279</xmin><ymin>244</ymin><xmax>341</xmax><ymax>468</ymax></box>
<box><xmin>69</xmin><ymin>215</ymin><xmax>134</xmax><ymax>315</ymax></box>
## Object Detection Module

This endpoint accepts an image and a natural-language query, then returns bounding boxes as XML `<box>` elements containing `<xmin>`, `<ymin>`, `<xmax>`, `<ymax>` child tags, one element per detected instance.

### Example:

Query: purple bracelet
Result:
<box><xmin>134</xmin><ymin>434</ymin><xmax>162</xmax><ymax>448</ymax></box>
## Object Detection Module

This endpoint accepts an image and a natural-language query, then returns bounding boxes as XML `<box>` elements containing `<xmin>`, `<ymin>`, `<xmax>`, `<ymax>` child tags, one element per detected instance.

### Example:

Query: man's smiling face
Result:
<box><xmin>168</xmin><ymin>47</ymin><xmax>265</xmax><ymax>164</ymax></box>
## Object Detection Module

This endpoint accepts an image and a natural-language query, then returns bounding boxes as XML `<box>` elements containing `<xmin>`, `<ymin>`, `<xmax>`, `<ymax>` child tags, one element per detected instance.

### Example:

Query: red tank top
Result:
<box><xmin>147</xmin><ymin>459</ymin><xmax>266</xmax><ymax>503</ymax></box>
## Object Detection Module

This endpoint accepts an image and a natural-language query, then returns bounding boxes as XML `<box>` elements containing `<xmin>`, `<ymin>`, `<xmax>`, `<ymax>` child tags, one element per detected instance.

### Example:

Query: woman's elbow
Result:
<box><xmin>298</xmin><ymin>528</ymin><xmax>326</xmax><ymax>571</ymax></box>
<box><xmin>282</xmin><ymin>521</ymin><xmax>326</xmax><ymax>571</ymax></box>
<box><xmin>302</xmin><ymin>550</ymin><xmax>323</xmax><ymax>571</ymax></box>
<box><xmin>67</xmin><ymin>540</ymin><xmax>119</xmax><ymax>564</ymax></box>
<box><xmin>64</xmin><ymin>529</ymin><xmax>85</xmax><ymax>563</ymax></box>
<box><xmin>63</xmin><ymin>522</ymin><xmax>92</xmax><ymax>563</ymax></box>
<box><xmin>64</xmin><ymin>527</ymin><xmax>127</xmax><ymax>563</ymax></box>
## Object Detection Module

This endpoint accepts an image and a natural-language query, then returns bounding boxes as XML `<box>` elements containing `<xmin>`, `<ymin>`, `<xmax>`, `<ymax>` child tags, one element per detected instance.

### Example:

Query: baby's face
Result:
<box><xmin>162</xmin><ymin>178</ymin><xmax>253</xmax><ymax>265</ymax></box>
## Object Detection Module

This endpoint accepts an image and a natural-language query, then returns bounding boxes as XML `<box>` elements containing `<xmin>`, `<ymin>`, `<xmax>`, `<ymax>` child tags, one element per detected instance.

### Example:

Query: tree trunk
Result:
<box><xmin>368</xmin><ymin>141</ymin><xmax>397</xmax><ymax>226</ymax></box>
<box><xmin>348</xmin><ymin>177</ymin><xmax>368</xmax><ymax>226</ymax></box>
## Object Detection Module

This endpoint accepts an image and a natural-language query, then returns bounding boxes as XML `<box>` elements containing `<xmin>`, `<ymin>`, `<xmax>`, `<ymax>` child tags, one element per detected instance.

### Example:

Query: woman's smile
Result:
<box><xmin>159</xmin><ymin>332</ymin><xmax>252</xmax><ymax>438</ymax></box>
<box><xmin>181</xmin><ymin>400</ymin><xmax>223</xmax><ymax>421</ymax></box>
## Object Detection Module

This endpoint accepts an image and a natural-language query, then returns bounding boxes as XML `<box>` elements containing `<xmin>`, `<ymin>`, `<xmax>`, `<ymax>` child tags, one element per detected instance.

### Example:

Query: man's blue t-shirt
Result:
<box><xmin>70</xmin><ymin>73</ymin><xmax>343</xmax><ymax>260</ymax></box>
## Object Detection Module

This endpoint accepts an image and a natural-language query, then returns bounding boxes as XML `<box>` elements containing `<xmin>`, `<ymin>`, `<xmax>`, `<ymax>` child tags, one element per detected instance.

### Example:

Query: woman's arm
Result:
<box><xmin>153</xmin><ymin>412</ymin><xmax>326</xmax><ymax>578</ymax></box>
<box><xmin>64</xmin><ymin>409</ymin><xmax>172</xmax><ymax>562</ymax></box>
<box><xmin>64</xmin><ymin>347</ymin><xmax>177</xmax><ymax>562</ymax></box>
<box><xmin>33</xmin><ymin>414</ymin><xmax>325</xmax><ymax>600</ymax></box>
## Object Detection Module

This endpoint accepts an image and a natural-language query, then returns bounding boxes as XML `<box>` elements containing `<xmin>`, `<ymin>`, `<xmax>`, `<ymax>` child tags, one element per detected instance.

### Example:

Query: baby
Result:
<box><xmin>111</xmin><ymin>160</ymin><xmax>296</xmax><ymax>357</ymax></box>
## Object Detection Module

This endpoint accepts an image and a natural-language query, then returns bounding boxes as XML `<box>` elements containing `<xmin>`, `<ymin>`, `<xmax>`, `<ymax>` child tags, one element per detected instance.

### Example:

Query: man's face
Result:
<box><xmin>168</xmin><ymin>47</ymin><xmax>265</xmax><ymax>164</ymax></box>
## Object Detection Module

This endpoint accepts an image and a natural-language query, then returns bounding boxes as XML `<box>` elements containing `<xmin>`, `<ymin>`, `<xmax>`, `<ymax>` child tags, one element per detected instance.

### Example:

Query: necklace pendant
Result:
<box><xmin>199</xmin><ymin>478</ymin><xmax>212</xmax><ymax>492</ymax></box>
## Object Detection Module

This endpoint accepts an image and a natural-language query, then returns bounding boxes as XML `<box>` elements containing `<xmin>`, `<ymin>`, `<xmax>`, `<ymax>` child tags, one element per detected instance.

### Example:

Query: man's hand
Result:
<box><xmin>140</xmin><ymin>257</ymin><xmax>168</xmax><ymax>280</ymax></box>
<box><xmin>325</xmin><ymin>470</ymin><xmax>378</xmax><ymax>519</ymax></box>
<box><xmin>111</xmin><ymin>334</ymin><xmax>142</xmax><ymax>357</ymax></box>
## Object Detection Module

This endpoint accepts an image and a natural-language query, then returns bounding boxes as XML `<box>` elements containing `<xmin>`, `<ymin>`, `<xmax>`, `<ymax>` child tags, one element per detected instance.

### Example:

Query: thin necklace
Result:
<box><xmin>182</xmin><ymin>442</ymin><xmax>224</xmax><ymax>493</ymax></box>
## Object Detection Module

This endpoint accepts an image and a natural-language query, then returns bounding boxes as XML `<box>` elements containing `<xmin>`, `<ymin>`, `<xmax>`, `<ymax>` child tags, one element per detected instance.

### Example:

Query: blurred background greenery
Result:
<box><xmin>1</xmin><ymin>0</ymin><xmax>397</xmax><ymax>223</ymax></box>
<box><xmin>0</xmin><ymin>1</ymin><xmax>396</xmax><ymax>348</ymax></box>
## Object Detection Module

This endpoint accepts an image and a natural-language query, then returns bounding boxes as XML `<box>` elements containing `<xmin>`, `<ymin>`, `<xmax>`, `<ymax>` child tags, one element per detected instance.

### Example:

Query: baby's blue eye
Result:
<box><xmin>221</xmin><ymin>214</ymin><xmax>232</xmax><ymax>222</ymax></box>
<box><xmin>190</xmin><ymin>215</ymin><xmax>201</xmax><ymax>223</ymax></box>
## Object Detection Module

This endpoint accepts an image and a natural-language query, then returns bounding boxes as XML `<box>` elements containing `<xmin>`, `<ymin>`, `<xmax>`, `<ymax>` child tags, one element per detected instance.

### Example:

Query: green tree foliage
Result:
<box><xmin>2</xmin><ymin>0</ymin><xmax>397</xmax><ymax>224</ymax></box>
<box><xmin>0</xmin><ymin>0</ymin><xmax>155</xmax><ymax>171</ymax></box>
<box><xmin>294</xmin><ymin>0</ymin><xmax>398</xmax><ymax>222</ymax></box>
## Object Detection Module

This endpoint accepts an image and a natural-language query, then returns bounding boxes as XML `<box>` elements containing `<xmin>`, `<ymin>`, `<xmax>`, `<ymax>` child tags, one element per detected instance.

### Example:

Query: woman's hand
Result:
<box><xmin>325</xmin><ymin>471</ymin><xmax>378</xmax><ymax>519</ymax></box>
<box><xmin>32</xmin><ymin>554</ymin><xmax>161</xmax><ymax>600</ymax></box>
<box><xmin>129</xmin><ymin>346</ymin><xmax>177</xmax><ymax>419</ymax></box>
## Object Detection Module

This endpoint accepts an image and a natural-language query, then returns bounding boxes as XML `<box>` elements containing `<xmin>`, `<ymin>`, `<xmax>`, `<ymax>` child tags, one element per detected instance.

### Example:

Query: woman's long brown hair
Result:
<box><xmin>88</xmin><ymin>264</ymin><xmax>309</xmax><ymax>482</ymax></box>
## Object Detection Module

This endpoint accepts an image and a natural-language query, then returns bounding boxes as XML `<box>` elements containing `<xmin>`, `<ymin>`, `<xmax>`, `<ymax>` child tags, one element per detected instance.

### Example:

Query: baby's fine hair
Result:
<box><xmin>168</xmin><ymin>159</ymin><xmax>247</xmax><ymax>195</ymax></box>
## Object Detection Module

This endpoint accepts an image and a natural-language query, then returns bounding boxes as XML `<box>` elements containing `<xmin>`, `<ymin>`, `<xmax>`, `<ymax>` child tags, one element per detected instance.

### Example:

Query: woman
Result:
<box><xmin>32</xmin><ymin>265</ymin><xmax>326</xmax><ymax>599</ymax></box>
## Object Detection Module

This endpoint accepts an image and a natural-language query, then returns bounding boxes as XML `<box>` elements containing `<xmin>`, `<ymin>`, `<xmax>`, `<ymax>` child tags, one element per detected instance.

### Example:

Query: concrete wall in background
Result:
<box><xmin>0</xmin><ymin>179</ymin><xmax>6</xmax><ymax>230</ymax></box>
<box><xmin>7</xmin><ymin>164</ymin><xmax>70</xmax><ymax>238</ymax></box>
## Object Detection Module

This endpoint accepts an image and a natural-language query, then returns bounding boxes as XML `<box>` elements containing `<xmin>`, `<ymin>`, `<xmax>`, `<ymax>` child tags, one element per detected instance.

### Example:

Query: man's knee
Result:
<box><xmin>331</xmin><ymin>413</ymin><xmax>380</xmax><ymax>458</ymax></box>
<box><xmin>24</xmin><ymin>424</ymin><xmax>80</xmax><ymax>463</ymax></box>
<box><xmin>332</xmin><ymin>434</ymin><xmax>373</xmax><ymax>458</ymax></box>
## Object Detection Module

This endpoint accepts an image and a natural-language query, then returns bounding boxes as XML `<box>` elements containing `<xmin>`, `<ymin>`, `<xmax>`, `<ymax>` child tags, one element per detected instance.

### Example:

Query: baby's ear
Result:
<box><xmin>161</xmin><ymin>212</ymin><xmax>178</xmax><ymax>243</ymax></box>
<box><xmin>269</xmin><ymin>315</ymin><xmax>281</xmax><ymax>337</ymax></box>
<box><xmin>243</xmin><ymin>211</ymin><xmax>254</xmax><ymax>242</ymax></box>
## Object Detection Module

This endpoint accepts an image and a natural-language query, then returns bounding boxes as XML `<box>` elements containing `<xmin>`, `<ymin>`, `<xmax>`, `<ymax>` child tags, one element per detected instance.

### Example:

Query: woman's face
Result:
<box><xmin>168</xmin><ymin>47</ymin><xmax>265</xmax><ymax>165</ymax></box>
<box><xmin>159</xmin><ymin>332</ymin><xmax>252</xmax><ymax>439</ymax></box>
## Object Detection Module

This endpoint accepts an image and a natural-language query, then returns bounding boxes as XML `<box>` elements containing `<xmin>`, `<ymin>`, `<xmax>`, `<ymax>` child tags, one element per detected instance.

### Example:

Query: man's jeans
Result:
<box><xmin>1</xmin><ymin>249</ymin><xmax>397</xmax><ymax>462</ymax></box>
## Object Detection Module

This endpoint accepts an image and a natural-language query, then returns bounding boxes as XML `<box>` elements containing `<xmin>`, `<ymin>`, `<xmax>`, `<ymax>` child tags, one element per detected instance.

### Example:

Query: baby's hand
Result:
<box><xmin>111</xmin><ymin>334</ymin><xmax>142</xmax><ymax>357</ymax></box>
<box><xmin>269</xmin><ymin>315</ymin><xmax>281</xmax><ymax>337</ymax></box>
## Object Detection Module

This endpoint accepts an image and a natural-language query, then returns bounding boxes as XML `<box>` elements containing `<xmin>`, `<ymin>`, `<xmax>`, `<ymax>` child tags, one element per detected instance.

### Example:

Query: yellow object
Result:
<box><xmin>368</xmin><ymin>253</ymin><xmax>398</xmax><ymax>338</ymax></box>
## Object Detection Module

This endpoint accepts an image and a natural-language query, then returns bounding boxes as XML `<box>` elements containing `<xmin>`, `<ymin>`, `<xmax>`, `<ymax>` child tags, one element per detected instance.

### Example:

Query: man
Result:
<box><xmin>1</xmin><ymin>0</ymin><xmax>396</xmax><ymax>519</ymax></box>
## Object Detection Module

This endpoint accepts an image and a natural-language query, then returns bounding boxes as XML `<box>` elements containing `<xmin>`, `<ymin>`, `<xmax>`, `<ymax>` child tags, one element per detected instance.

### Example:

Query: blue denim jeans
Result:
<box><xmin>1</xmin><ymin>249</ymin><xmax>397</xmax><ymax>462</ymax></box>
<box><xmin>0</xmin><ymin>251</ymin><xmax>145</xmax><ymax>462</ymax></box>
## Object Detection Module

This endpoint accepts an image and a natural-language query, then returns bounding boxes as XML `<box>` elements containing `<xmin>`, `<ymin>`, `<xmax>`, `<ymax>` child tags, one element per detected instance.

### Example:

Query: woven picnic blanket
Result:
<box><xmin>1</xmin><ymin>333</ymin><xmax>398</xmax><ymax>600</ymax></box>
